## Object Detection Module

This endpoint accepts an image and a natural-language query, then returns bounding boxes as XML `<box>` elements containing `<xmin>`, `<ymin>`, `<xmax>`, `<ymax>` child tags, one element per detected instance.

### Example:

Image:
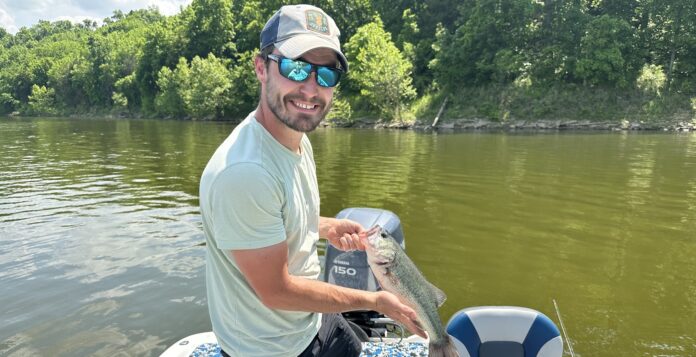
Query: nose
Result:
<box><xmin>298</xmin><ymin>72</ymin><xmax>320</xmax><ymax>97</ymax></box>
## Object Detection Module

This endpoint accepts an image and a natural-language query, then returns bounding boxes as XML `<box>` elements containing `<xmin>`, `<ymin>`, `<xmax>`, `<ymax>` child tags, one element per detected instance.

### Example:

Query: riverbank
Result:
<box><xmin>6</xmin><ymin>112</ymin><xmax>696</xmax><ymax>132</ymax></box>
<box><xmin>6</xmin><ymin>84</ymin><xmax>696</xmax><ymax>132</ymax></box>
<box><xmin>332</xmin><ymin>117</ymin><xmax>696</xmax><ymax>132</ymax></box>
<box><xmin>326</xmin><ymin>84</ymin><xmax>696</xmax><ymax>132</ymax></box>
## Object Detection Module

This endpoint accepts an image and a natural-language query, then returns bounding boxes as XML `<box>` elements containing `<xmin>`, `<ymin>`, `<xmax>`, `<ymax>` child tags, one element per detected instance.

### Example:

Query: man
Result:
<box><xmin>199</xmin><ymin>4</ymin><xmax>425</xmax><ymax>357</ymax></box>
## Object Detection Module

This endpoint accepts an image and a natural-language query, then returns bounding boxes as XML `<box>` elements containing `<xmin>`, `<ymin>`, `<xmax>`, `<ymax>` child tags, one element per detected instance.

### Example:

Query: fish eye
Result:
<box><xmin>380</xmin><ymin>233</ymin><xmax>387</xmax><ymax>238</ymax></box>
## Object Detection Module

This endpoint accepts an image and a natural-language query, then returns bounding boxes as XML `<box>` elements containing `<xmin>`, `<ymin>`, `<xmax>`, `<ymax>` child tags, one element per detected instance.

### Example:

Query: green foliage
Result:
<box><xmin>345</xmin><ymin>17</ymin><xmax>416</xmax><ymax>121</ymax></box>
<box><xmin>636</xmin><ymin>64</ymin><xmax>666</xmax><ymax>96</ymax></box>
<box><xmin>27</xmin><ymin>84</ymin><xmax>57</xmax><ymax>115</ymax></box>
<box><xmin>186</xmin><ymin>0</ymin><xmax>237</xmax><ymax>58</ymax></box>
<box><xmin>86</xmin><ymin>9</ymin><xmax>160</xmax><ymax>108</ymax></box>
<box><xmin>0</xmin><ymin>92</ymin><xmax>18</xmax><ymax>114</ymax></box>
<box><xmin>111</xmin><ymin>92</ymin><xmax>128</xmax><ymax>111</ymax></box>
<box><xmin>155</xmin><ymin>57</ymin><xmax>190</xmax><ymax>117</ymax></box>
<box><xmin>44</xmin><ymin>33</ymin><xmax>90</xmax><ymax>108</ymax></box>
<box><xmin>184</xmin><ymin>54</ymin><xmax>233</xmax><ymax>119</ymax></box>
<box><xmin>529</xmin><ymin>0</ymin><xmax>589</xmax><ymax>84</ymax></box>
<box><xmin>1</xmin><ymin>0</ymin><xmax>695</xmax><ymax>122</ymax></box>
<box><xmin>224</xmin><ymin>50</ymin><xmax>260</xmax><ymax>117</ymax></box>
<box><xmin>0</xmin><ymin>28</ymin><xmax>10</xmax><ymax>47</ymax></box>
<box><xmin>396</xmin><ymin>9</ymin><xmax>418</xmax><ymax>61</ymax></box>
<box><xmin>136</xmin><ymin>16</ymin><xmax>187</xmax><ymax>113</ymax></box>
<box><xmin>326</xmin><ymin>88</ymin><xmax>353</xmax><ymax>124</ymax></box>
<box><xmin>232</xmin><ymin>0</ymin><xmax>276</xmax><ymax>54</ymax></box>
<box><xmin>575</xmin><ymin>15</ymin><xmax>639</xmax><ymax>88</ymax></box>
<box><xmin>114</xmin><ymin>74</ymin><xmax>138</xmax><ymax>111</ymax></box>
<box><xmin>156</xmin><ymin>54</ymin><xmax>235</xmax><ymax>119</ymax></box>
<box><xmin>431</xmin><ymin>0</ymin><xmax>538</xmax><ymax>89</ymax></box>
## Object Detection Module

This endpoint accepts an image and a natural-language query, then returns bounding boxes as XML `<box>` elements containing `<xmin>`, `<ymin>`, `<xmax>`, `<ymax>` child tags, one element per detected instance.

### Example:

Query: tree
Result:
<box><xmin>575</xmin><ymin>15</ymin><xmax>640</xmax><ymax>87</ymax></box>
<box><xmin>223</xmin><ymin>50</ymin><xmax>261</xmax><ymax>118</ymax></box>
<box><xmin>183</xmin><ymin>54</ymin><xmax>234</xmax><ymax>119</ymax></box>
<box><xmin>27</xmin><ymin>84</ymin><xmax>57</xmax><ymax>115</ymax></box>
<box><xmin>185</xmin><ymin>0</ymin><xmax>236</xmax><ymax>58</ymax></box>
<box><xmin>636</xmin><ymin>64</ymin><xmax>666</xmax><ymax>95</ymax></box>
<box><xmin>156</xmin><ymin>54</ymin><xmax>235</xmax><ymax>119</ymax></box>
<box><xmin>345</xmin><ymin>17</ymin><xmax>416</xmax><ymax>121</ymax></box>
<box><xmin>13</xmin><ymin>20</ymin><xmax>75</xmax><ymax>45</ymax></box>
<box><xmin>649</xmin><ymin>0</ymin><xmax>696</xmax><ymax>92</ymax></box>
<box><xmin>0</xmin><ymin>28</ymin><xmax>11</xmax><ymax>48</ymax></box>
<box><xmin>136</xmin><ymin>16</ymin><xmax>187</xmax><ymax>113</ymax></box>
<box><xmin>530</xmin><ymin>0</ymin><xmax>588</xmax><ymax>83</ymax></box>
<box><xmin>155</xmin><ymin>57</ymin><xmax>189</xmax><ymax>117</ymax></box>
<box><xmin>431</xmin><ymin>0</ymin><xmax>538</xmax><ymax>88</ymax></box>
<box><xmin>45</xmin><ymin>39</ymin><xmax>90</xmax><ymax>109</ymax></box>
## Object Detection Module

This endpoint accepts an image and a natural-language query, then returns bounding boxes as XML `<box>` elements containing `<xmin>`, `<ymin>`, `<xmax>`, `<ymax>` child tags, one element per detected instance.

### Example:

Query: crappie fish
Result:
<box><xmin>363</xmin><ymin>226</ymin><xmax>459</xmax><ymax>357</ymax></box>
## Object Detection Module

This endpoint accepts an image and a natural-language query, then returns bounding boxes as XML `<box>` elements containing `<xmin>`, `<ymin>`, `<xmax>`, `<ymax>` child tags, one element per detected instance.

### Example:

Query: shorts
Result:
<box><xmin>220</xmin><ymin>313</ymin><xmax>362</xmax><ymax>357</ymax></box>
<box><xmin>297</xmin><ymin>313</ymin><xmax>363</xmax><ymax>357</ymax></box>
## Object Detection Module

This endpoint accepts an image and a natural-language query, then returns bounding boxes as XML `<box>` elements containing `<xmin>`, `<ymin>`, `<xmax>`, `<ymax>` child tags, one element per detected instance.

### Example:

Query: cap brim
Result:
<box><xmin>275</xmin><ymin>34</ymin><xmax>349</xmax><ymax>72</ymax></box>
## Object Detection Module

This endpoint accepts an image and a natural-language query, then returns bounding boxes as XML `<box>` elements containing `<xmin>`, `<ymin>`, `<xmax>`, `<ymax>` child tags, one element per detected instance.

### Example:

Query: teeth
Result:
<box><xmin>295</xmin><ymin>101</ymin><xmax>314</xmax><ymax>110</ymax></box>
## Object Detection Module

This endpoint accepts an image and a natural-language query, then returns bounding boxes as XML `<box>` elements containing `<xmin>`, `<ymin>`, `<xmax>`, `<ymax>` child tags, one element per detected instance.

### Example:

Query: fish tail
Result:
<box><xmin>428</xmin><ymin>337</ymin><xmax>460</xmax><ymax>357</ymax></box>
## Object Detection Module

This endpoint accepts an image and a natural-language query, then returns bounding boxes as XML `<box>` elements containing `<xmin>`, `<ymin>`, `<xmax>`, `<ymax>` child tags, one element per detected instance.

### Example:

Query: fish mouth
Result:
<box><xmin>364</xmin><ymin>225</ymin><xmax>382</xmax><ymax>245</ymax></box>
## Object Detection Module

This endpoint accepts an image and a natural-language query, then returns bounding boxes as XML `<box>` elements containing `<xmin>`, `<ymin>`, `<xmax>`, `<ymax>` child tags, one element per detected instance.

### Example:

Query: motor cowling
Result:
<box><xmin>323</xmin><ymin>207</ymin><xmax>405</xmax><ymax>291</ymax></box>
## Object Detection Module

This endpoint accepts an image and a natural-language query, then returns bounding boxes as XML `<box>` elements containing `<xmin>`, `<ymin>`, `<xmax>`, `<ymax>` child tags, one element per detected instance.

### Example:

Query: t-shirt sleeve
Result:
<box><xmin>208</xmin><ymin>163</ymin><xmax>286</xmax><ymax>250</ymax></box>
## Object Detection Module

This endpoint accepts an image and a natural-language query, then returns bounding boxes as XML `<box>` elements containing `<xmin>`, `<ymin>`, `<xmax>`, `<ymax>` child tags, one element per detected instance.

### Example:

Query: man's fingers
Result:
<box><xmin>393</xmin><ymin>314</ymin><xmax>425</xmax><ymax>339</ymax></box>
<box><xmin>338</xmin><ymin>233</ymin><xmax>363</xmax><ymax>251</ymax></box>
<box><xmin>403</xmin><ymin>316</ymin><xmax>427</xmax><ymax>339</ymax></box>
<box><xmin>350</xmin><ymin>233</ymin><xmax>364</xmax><ymax>250</ymax></box>
<box><xmin>396</xmin><ymin>307</ymin><xmax>426</xmax><ymax>338</ymax></box>
<box><xmin>339</xmin><ymin>236</ymin><xmax>349</xmax><ymax>250</ymax></box>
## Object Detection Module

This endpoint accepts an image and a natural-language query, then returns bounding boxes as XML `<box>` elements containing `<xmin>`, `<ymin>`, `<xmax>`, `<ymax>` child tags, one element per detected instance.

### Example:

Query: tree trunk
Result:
<box><xmin>431</xmin><ymin>96</ymin><xmax>448</xmax><ymax>128</ymax></box>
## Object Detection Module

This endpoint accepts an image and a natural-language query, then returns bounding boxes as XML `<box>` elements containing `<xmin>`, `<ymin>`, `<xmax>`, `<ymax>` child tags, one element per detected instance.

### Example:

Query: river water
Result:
<box><xmin>1</xmin><ymin>117</ymin><xmax>695</xmax><ymax>356</ymax></box>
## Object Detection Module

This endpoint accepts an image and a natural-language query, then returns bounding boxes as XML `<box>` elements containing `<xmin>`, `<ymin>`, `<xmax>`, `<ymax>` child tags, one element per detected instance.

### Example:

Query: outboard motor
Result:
<box><xmin>324</xmin><ymin>207</ymin><xmax>405</xmax><ymax>339</ymax></box>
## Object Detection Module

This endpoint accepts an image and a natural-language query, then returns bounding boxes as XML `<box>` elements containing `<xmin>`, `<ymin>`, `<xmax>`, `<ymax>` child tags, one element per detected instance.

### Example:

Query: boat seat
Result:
<box><xmin>446</xmin><ymin>306</ymin><xmax>563</xmax><ymax>357</ymax></box>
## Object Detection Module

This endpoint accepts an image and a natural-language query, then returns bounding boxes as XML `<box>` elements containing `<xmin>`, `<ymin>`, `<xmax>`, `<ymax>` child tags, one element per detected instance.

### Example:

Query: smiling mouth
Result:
<box><xmin>290</xmin><ymin>100</ymin><xmax>319</xmax><ymax>111</ymax></box>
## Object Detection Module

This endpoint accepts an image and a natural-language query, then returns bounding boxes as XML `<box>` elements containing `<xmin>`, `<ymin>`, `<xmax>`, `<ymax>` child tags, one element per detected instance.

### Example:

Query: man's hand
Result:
<box><xmin>320</xmin><ymin>217</ymin><xmax>365</xmax><ymax>251</ymax></box>
<box><xmin>375</xmin><ymin>291</ymin><xmax>427</xmax><ymax>339</ymax></box>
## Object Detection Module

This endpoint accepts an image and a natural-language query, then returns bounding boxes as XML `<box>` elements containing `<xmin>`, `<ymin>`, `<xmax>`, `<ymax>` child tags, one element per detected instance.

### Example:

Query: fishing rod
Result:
<box><xmin>553</xmin><ymin>299</ymin><xmax>576</xmax><ymax>357</ymax></box>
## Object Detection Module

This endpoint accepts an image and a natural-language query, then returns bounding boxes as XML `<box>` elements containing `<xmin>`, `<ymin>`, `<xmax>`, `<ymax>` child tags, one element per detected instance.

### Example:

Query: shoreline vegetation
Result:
<box><xmin>7</xmin><ymin>84</ymin><xmax>695</xmax><ymax>132</ymax></box>
<box><xmin>1</xmin><ymin>1</ymin><xmax>695</xmax><ymax>131</ymax></box>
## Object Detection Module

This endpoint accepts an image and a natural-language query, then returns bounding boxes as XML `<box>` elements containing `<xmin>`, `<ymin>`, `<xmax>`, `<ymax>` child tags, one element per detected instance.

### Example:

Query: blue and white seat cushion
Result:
<box><xmin>446</xmin><ymin>306</ymin><xmax>563</xmax><ymax>357</ymax></box>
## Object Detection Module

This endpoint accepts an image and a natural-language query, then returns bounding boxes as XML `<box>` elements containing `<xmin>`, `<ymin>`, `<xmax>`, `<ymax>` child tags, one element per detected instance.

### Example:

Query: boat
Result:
<box><xmin>161</xmin><ymin>208</ymin><xmax>565</xmax><ymax>357</ymax></box>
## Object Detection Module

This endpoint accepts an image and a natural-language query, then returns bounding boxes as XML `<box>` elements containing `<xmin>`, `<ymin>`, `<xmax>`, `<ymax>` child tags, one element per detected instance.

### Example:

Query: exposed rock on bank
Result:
<box><xmin>331</xmin><ymin>118</ymin><xmax>696</xmax><ymax>132</ymax></box>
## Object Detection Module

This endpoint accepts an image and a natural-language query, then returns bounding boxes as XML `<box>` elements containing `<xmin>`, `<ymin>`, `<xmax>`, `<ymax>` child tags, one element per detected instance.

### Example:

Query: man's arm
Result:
<box><xmin>231</xmin><ymin>241</ymin><xmax>426</xmax><ymax>338</ymax></box>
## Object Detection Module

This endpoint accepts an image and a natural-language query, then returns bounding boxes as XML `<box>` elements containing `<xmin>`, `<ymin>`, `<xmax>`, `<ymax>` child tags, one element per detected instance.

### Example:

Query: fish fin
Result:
<box><xmin>428</xmin><ymin>282</ymin><xmax>447</xmax><ymax>307</ymax></box>
<box><xmin>428</xmin><ymin>337</ymin><xmax>460</xmax><ymax>357</ymax></box>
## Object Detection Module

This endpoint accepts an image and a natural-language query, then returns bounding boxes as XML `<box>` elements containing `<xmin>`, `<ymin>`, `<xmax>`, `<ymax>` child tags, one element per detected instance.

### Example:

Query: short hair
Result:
<box><xmin>258</xmin><ymin>45</ymin><xmax>275</xmax><ymax>69</ymax></box>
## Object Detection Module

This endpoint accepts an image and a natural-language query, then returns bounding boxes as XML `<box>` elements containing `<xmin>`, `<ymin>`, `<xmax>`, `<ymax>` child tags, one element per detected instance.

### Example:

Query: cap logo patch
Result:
<box><xmin>305</xmin><ymin>10</ymin><xmax>330</xmax><ymax>35</ymax></box>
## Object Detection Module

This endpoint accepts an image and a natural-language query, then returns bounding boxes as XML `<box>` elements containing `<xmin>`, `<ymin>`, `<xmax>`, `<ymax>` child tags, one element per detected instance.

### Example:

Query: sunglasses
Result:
<box><xmin>266</xmin><ymin>54</ymin><xmax>343</xmax><ymax>88</ymax></box>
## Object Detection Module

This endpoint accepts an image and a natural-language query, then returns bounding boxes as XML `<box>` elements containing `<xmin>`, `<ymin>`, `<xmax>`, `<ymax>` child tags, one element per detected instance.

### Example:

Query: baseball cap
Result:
<box><xmin>260</xmin><ymin>4</ymin><xmax>349</xmax><ymax>72</ymax></box>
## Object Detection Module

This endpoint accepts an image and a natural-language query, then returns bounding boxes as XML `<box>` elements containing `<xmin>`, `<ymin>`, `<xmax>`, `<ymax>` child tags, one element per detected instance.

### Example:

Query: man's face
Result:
<box><xmin>263</xmin><ymin>48</ymin><xmax>336</xmax><ymax>133</ymax></box>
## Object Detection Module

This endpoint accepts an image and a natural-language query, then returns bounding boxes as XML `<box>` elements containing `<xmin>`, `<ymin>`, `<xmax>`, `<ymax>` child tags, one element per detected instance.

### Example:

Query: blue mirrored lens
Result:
<box><xmin>274</xmin><ymin>56</ymin><xmax>341</xmax><ymax>87</ymax></box>
<box><xmin>279</xmin><ymin>59</ymin><xmax>311</xmax><ymax>81</ymax></box>
<box><xmin>317</xmin><ymin>67</ymin><xmax>340</xmax><ymax>87</ymax></box>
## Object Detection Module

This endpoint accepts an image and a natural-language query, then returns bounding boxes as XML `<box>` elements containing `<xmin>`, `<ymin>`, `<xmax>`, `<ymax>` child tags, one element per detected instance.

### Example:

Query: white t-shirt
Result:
<box><xmin>199</xmin><ymin>112</ymin><xmax>322</xmax><ymax>356</ymax></box>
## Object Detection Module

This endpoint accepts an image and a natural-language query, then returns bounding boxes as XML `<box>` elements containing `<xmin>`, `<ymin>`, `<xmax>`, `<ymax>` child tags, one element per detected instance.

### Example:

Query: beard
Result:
<box><xmin>265</xmin><ymin>76</ymin><xmax>332</xmax><ymax>133</ymax></box>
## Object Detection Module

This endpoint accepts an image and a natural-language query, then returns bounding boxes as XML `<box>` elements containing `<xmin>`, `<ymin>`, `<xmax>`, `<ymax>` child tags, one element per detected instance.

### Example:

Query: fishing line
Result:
<box><xmin>553</xmin><ymin>299</ymin><xmax>576</xmax><ymax>357</ymax></box>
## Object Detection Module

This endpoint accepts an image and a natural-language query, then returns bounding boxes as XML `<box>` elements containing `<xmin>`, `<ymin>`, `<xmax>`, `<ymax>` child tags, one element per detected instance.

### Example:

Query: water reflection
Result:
<box><xmin>685</xmin><ymin>134</ymin><xmax>696</xmax><ymax>226</ymax></box>
<box><xmin>0</xmin><ymin>118</ymin><xmax>220</xmax><ymax>356</ymax></box>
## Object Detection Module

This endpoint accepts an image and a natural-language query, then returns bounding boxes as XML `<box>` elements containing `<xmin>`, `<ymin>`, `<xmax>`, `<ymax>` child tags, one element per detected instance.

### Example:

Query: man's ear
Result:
<box><xmin>254</xmin><ymin>56</ymin><xmax>267</xmax><ymax>82</ymax></box>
